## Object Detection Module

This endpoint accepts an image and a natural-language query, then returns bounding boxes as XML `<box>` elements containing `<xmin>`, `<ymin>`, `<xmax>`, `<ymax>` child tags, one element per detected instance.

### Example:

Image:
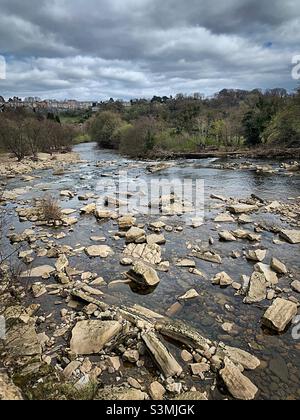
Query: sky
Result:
<box><xmin>0</xmin><ymin>0</ymin><xmax>299</xmax><ymax>100</ymax></box>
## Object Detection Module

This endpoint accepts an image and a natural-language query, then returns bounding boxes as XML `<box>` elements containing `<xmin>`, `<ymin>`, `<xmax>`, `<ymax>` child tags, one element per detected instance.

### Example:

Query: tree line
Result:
<box><xmin>88</xmin><ymin>88</ymin><xmax>300</xmax><ymax>157</ymax></box>
<box><xmin>0</xmin><ymin>109</ymin><xmax>76</xmax><ymax>161</ymax></box>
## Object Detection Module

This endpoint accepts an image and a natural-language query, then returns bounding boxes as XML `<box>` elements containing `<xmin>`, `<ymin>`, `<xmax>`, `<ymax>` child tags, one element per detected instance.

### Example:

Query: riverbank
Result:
<box><xmin>0</xmin><ymin>143</ymin><xmax>300</xmax><ymax>400</ymax></box>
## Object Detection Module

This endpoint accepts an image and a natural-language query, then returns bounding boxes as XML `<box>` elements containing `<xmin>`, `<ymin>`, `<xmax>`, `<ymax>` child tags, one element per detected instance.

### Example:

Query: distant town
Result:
<box><xmin>0</xmin><ymin>95</ymin><xmax>133</xmax><ymax>114</ymax></box>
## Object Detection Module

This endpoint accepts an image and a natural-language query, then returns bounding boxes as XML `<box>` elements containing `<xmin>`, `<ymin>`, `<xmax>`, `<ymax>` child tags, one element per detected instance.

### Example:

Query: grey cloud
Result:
<box><xmin>0</xmin><ymin>0</ymin><xmax>299</xmax><ymax>99</ymax></box>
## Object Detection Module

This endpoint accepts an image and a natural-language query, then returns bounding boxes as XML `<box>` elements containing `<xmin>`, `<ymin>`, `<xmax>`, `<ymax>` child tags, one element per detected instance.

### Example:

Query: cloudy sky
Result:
<box><xmin>0</xmin><ymin>0</ymin><xmax>299</xmax><ymax>100</ymax></box>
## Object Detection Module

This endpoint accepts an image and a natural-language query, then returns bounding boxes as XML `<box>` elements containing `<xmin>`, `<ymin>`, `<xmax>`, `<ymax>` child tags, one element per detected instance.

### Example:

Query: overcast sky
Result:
<box><xmin>0</xmin><ymin>0</ymin><xmax>299</xmax><ymax>100</ymax></box>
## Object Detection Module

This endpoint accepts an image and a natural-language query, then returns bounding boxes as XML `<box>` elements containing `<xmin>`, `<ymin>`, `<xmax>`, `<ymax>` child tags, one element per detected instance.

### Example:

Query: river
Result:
<box><xmin>2</xmin><ymin>142</ymin><xmax>300</xmax><ymax>400</ymax></box>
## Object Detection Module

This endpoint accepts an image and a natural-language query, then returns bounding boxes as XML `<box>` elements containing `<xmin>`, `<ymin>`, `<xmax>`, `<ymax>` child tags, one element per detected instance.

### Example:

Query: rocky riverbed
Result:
<box><xmin>0</xmin><ymin>143</ymin><xmax>300</xmax><ymax>400</ymax></box>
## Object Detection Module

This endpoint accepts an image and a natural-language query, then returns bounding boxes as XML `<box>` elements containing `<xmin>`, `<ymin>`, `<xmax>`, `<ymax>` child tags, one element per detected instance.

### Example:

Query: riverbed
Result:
<box><xmin>1</xmin><ymin>142</ymin><xmax>300</xmax><ymax>400</ymax></box>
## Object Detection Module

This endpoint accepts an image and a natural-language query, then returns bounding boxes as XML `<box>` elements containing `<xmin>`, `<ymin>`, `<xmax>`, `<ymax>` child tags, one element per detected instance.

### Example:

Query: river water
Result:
<box><xmin>2</xmin><ymin>142</ymin><xmax>300</xmax><ymax>400</ymax></box>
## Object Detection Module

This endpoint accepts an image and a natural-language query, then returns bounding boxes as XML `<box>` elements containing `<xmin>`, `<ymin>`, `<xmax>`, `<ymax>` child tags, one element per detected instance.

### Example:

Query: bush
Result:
<box><xmin>38</xmin><ymin>195</ymin><xmax>62</xmax><ymax>222</ymax></box>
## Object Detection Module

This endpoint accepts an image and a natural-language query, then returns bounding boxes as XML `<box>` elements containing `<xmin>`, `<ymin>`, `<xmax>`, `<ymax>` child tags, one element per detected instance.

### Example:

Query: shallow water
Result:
<box><xmin>2</xmin><ymin>142</ymin><xmax>300</xmax><ymax>400</ymax></box>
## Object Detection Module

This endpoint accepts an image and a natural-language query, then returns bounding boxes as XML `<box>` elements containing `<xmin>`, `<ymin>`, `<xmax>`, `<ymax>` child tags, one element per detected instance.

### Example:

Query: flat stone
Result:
<box><xmin>20</xmin><ymin>265</ymin><xmax>55</xmax><ymax>278</ymax></box>
<box><xmin>219</xmin><ymin>231</ymin><xmax>236</xmax><ymax>242</ymax></box>
<box><xmin>220</xmin><ymin>357</ymin><xmax>258</xmax><ymax>400</ymax></box>
<box><xmin>181</xmin><ymin>350</ymin><xmax>193</xmax><ymax>362</ymax></box>
<box><xmin>0</xmin><ymin>373</ymin><xmax>23</xmax><ymax>400</ymax></box>
<box><xmin>176</xmin><ymin>259</ymin><xmax>196</xmax><ymax>268</ymax></box>
<box><xmin>291</xmin><ymin>280</ymin><xmax>300</xmax><ymax>293</ymax></box>
<box><xmin>223</xmin><ymin>345</ymin><xmax>260</xmax><ymax>370</ymax></box>
<box><xmin>142</xmin><ymin>331</ymin><xmax>183</xmax><ymax>378</ymax></box>
<box><xmin>178</xmin><ymin>289</ymin><xmax>199</xmax><ymax>300</ymax></box>
<box><xmin>271</xmin><ymin>258</ymin><xmax>288</xmax><ymax>275</ymax></box>
<box><xmin>262</xmin><ymin>298</ymin><xmax>298</xmax><ymax>332</ymax></box>
<box><xmin>70</xmin><ymin>320</ymin><xmax>122</xmax><ymax>355</ymax></box>
<box><xmin>190</xmin><ymin>363</ymin><xmax>210</xmax><ymax>376</ymax></box>
<box><xmin>149</xmin><ymin>381</ymin><xmax>166</xmax><ymax>400</ymax></box>
<box><xmin>85</xmin><ymin>245</ymin><xmax>114</xmax><ymax>258</ymax></box>
<box><xmin>146</xmin><ymin>234</ymin><xmax>166</xmax><ymax>245</ymax></box>
<box><xmin>80</xmin><ymin>203</ymin><xmax>96</xmax><ymax>214</ymax></box>
<box><xmin>255</xmin><ymin>263</ymin><xmax>278</xmax><ymax>285</ymax></box>
<box><xmin>215</xmin><ymin>214</ymin><xmax>235</xmax><ymax>223</ymax></box>
<box><xmin>280</xmin><ymin>230</ymin><xmax>300</xmax><ymax>244</ymax></box>
<box><xmin>5</xmin><ymin>323</ymin><xmax>41</xmax><ymax>357</ymax></box>
<box><xmin>244</xmin><ymin>272</ymin><xmax>267</xmax><ymax>304</ymax></box>
<box><xmin>55</xmin><ymin>254</ymin><xmax>69</xmax><ymax>272</ymax></box>
<box><xmin>227</xmin><ymin>204</ymin><xmax>258</xmax><ymax>214</ymax></box>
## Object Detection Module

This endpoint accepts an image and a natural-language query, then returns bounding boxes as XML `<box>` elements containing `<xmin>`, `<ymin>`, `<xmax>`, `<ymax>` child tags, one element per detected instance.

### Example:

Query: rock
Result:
<box><xmin>0</xmin><ymin>373</ymin><xmax>23</xmax><ymax>400</ymax></box>
<box><xmin>63</xmin><ymin>361</ymin><xmax>81</xmax><ymax>379</ymax></box>
<box><xmin>193</xmin><ymin>250</ymin><xmax>222</xmax><ymax>264</ymax></box>
<box><xmin>223</xmin><ymin>346</ymin><xmax>260</xmax><ymax>370</ymax></box>
<box><xmin>125</xmin><ymin>227</ymin><xmax>146</xmax><ymax>243</ymax></box>
<box><xmin>70</xmin><ymin>320</ymin><xmax>122</xmax><ymax>355</ymax></box>
<box><xmin>124</xmin><ymin>243</ymin><xmax>162</xmax><ymax>265</ymax></box>
<box><xmin>55</xmin><ymin>254</ymin><xmax>69</xmax><ymax>272</ymax></box>
<box><xmin>176</xmin><ymin>259</ymin><xmax>196</xmax><ymax>268</ymax></box>
<box><xmin>60</xmin><ymin>190</ymin><xmax>75</xmax><ymax>198</ymax></box>
<box><xmin>96</xmin><ymin>386</ymin><xmax>147</xmax><ymax>400</ymax></box>
<box><xmin>262</xmin><ymin>298</ymin><xmax>298</xmax><ymax>332</ymax></box>
<box><xmin>142</xmin><ymin>331</ymin><xmax>183</xmax><ymax>378</ymax></box>
<box><xmin>107</xmin><ymin>356</ymin><xmax>121</xmax><ymax>371</ymax></box>
<box><xmin>5</xmin><ymin>323</ymin><xmax>41</xmax><ymax>356</ymax></box>
<box><xmin>254</xmin><ymin>263</ymin><xmax>278</xmax><ymax>285</ymax></box>
<box><xmin>80</xmin><ymin>203</ymin><xmax>96</xmax><ymax>214</ymax></box>
<box><xmin>181</xmin><ymin>350</ymin><xmax>193</xmax><ymax>362</ymax></box>
<box><xmin>244</xmin><ymin>272</ymin><xmax>267</xmax><ymax>304</ymax></box>
<box><xmin>246</xmin><ymin>249</ymin><xmax>267</xmax><ymax>262</ymax></box>
<box><xmin>127</xmin><ymin>377</ymin><xmax>142</xmax><ymax>389</ymax></box>
<box><xmin>149</xmin><ymin>381</ymin><xmax>166</xmax><ymax>400</ymax></box>
<box><xmin>127</xmin><ymin>262</ymin><xmax>160</xmax><ymax>288</ymax></box>
<box><xmin>271</xmin><ymin>258</ymin><xmax>288</xmax><ymax>275</ymax></box>
<box><xmin>147</xmin><ymin>234</ymin><xmax>166</xmax><ymax>245</ymax></box>
<box><xmin>220</xmin><ymin>357</ymin><xmax>258</xmax><ymax>400</ymax></box>
<box><xmin>190</xmin><ymin>363</ymin><xmax>210</xmax><ymax>376</ymax></box>
<box><xmin>280</xmin><ymin>230</ymin><xmax>300</xmax><ymax>244</ymax></box>
<box><xmin>211</xmin><ymin>194</ymin><xmax>227</xmax><ymax>202</ymax></box>
<box><xmin>232</xmin><ymin>229</ymin><xmax>261</xmax><ymax>242</ymax></box>
<box><xmin>238</xmin><ymin>214</ymin><xmax>253</xmax><ymax>224</ymax></box>
<box><xmin>227</xmin><ymin>204</ymin><xmax>258</xmax><ymax>214</ymax></box>
<box><xmin>118</xmin><ymin>215</ymin><xmax>136</xmax><ymax>230</ymax></box>
<box><xmin>178</xmin><ymin>289</ymin><xmax>199</xmax><ymax>301</ymax></box>
<box><xmin>95</xmin><ymin>209</ymin><xmax>117</xmax><ymax>219</ymax></box>
<box><xmin>61</xmin><ymin>208</ymin><xmax>77</xmax><ymax>215</ymax></box>
<box><xmin>213</xmin><ymin>272</ymin><xmax>233</xmax><ymax>287</ymax></box>
<box><xmin>62</xmin><ymin>217</ymin><xmax>78</xmax><ymax>226</ymax></box>
<box><xmin>85</xmin><ymin>245</ymin><xmax>114</xmax><ymax>258</ymax></box>
<box><xmin>90</xmin><ymin>236</ymin><xmax>106</xmax><ymax>242</ymax></box>
<box><xmin>120</xmin><ymin>258</ymin><xmax>133</xmax><ymax>266</ymax></box>
<box><xmin>157</xmin><ymin>320</ymin><xmax>211</xmax><ymax>356</ymax></box>
<box><xmin>191</xmin><ymin>217</ymin><xmax>204</xmax><ymax>228</ymax></box>
<box><xmin>123</xmin><ymin>350</ymin><xmax>139</xmax><ymax>363</ymax></box>
<box><xmin>149</xmin><ymin>221</ymin><xmax>166</xmax><ymax>231</ymax></box>
<box><xmin>173</xmin><ymin>391</ymin><xmax>207</xmax><ymax>400</ymax></box>
<box><xmin>32</xmin><ymin>283</ymin><xmax>47</xmax><ymax>298</ymax></box>
<box><xmin>20</xmin><ymin>265</ymin><xmax>55</xmax><ymax>278</ymax></box>
<box><xmin>291</xmin><ymin>280</ymin><xmax>300</xmax><ymax>293</ymax></box>
<box><xmin>215</xmin><ymin>214</ymin><xmax>235</xmax><ymax>223</ymax></box>
<box><xmin>219</xmin><ymin>231</ymin><xmax>236</xmax><ymax>242</ymax></box>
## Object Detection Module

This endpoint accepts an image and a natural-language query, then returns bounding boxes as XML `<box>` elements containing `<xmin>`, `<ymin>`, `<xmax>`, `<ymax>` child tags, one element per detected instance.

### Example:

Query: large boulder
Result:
<box><xmin>70</xmin><ymin>320</ymin><xmax>122</xmax><ymax>355</ymax></box>
<box><xmin>262</xmin><ymin>298</ymin><xmax>298</xmax><ymax>332</ymax></box>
